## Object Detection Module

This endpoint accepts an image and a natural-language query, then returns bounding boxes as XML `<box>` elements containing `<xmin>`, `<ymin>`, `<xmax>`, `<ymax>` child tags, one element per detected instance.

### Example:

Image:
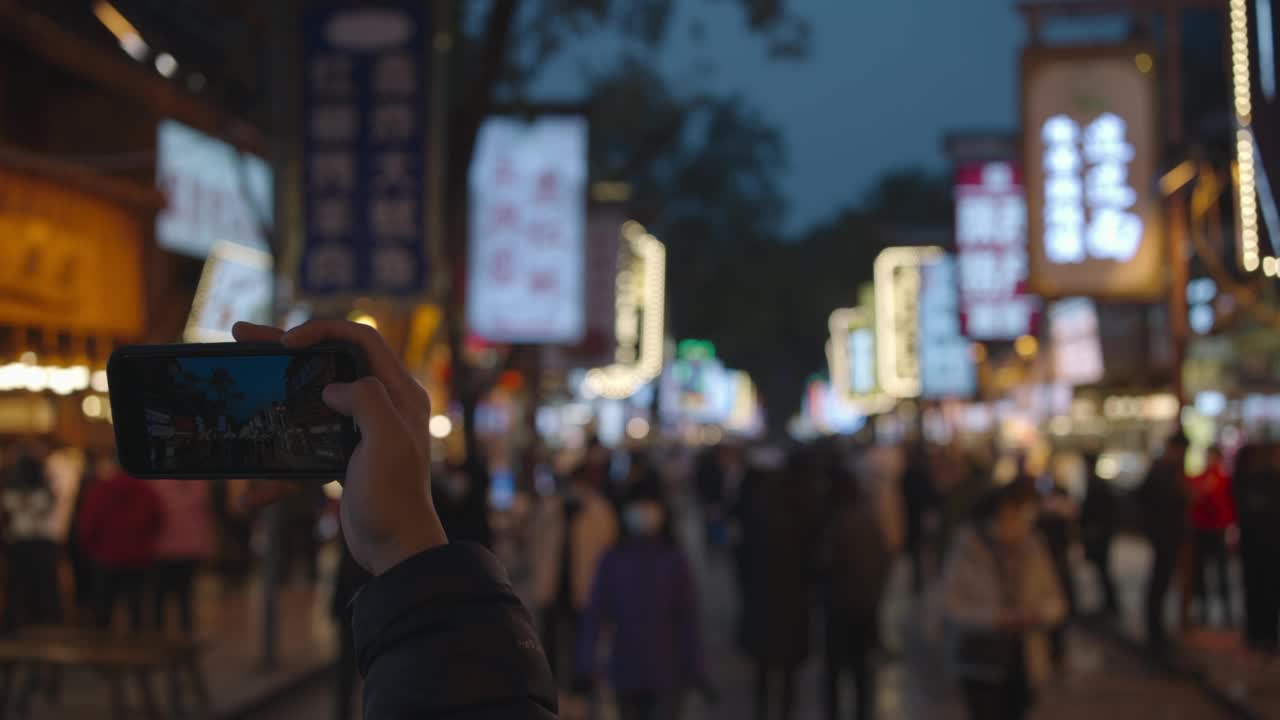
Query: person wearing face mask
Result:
<box><xmin>577</xmin><ymin>480</ymin><xmax>706</xmax><ymax>720</ymax></box>
<box><xmin>529</xmin><ymin>461</ymin><xmax>619</xmax><ymax>690</ymax></box>
<box><xmin>943</xmin><ymin>481</ymin><xmax>1067</xmax><ymax>720</ymax></box>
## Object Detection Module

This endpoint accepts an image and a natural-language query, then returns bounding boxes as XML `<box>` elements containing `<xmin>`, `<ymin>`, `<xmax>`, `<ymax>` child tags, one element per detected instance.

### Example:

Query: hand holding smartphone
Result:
<box><xmin>108</xmin><ymin>341</ymin><xmax>365</xmax><ymax>479</ymax></box>
<box><xmin>109</xmin><ymin>319</ymin><xmax>447</xmax><ymax>574</ymax></box>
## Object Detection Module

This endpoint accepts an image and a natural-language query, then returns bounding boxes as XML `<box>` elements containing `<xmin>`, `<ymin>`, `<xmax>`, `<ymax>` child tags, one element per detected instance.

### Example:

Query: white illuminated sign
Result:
<box><xmin>583</xmin><ymin>222</ymin><xmax>666</xmax><ymax>400</ymax></box>
<box><xmin>1050</xmin><ymin>298</ymin><xmax>1104</xmax><ymax>386</ymax></box>
<box><xmin>467</xmin><ymin>115</ymin><xmax>587</xmax><ymax>343</ymax></box>
<box><xmin>1023</xmin><ymin>46</ymin><xmax>1162</xmax><ymax>299</ymax></box>
<box><xmin>156</xmin><ymin>119</ymin><xmax>272</xmax><ymax>258</ymax></box>
<box><xmin>874</xmin><ymin>246</ymin><xmax>941</xmax><ymax>399</ymax></box>
<box><xmin>184</xmin><ymin>241</ymin><xmax>273</xmax><ymax>342</ymax></box>
<box><xmin>1042</xmin><ymin>113</ymin><xmax>1143</xmax><ymax>264</ymax></box>
<box><xmin>918</xmin><ymin>255</ymin><xmax>976</xmax><ymax>399</ymax></box>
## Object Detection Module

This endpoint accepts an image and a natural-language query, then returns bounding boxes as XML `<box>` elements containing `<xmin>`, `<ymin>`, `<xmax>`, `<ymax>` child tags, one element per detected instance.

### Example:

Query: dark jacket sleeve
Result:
<box><xmin>350</xmin><ymin>542</ymin><xmax>558</xmax><ymax>720</ymax></box>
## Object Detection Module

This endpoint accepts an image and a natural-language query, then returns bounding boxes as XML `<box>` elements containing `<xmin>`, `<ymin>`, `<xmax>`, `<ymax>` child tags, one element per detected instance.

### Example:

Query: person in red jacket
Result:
<box><xmin>1187</xmin><ymin>446</ymin><xmax>1237</xmax><ymax>628</ymax></box>
<box><xmin>77</xmin><ymin>466</ymin><xmax>163</xmax><ymax>630</ymax></box>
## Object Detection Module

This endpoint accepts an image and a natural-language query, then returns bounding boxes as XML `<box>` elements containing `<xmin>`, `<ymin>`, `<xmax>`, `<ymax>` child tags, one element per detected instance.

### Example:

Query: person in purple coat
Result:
<box><xmin>577</xmin><ymin>479</ymin><xmax>708</xmax><ymax>720</ymax></box>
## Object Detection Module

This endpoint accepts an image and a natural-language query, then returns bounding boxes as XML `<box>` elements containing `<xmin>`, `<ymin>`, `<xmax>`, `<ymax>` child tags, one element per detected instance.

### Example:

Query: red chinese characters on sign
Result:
<box><xmin>954</xmin><ymin>162</ymin><xmax>1038</xmax><ymax>340</ymax></box>
<box><xmin>466</xmin><ymin>116</ymin><xmax>587</xmax><ymax>343</ymax></box>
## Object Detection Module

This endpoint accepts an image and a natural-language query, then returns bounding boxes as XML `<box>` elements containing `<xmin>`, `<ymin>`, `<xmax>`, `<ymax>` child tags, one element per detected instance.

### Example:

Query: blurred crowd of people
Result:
<box><xmin>4</xmin><ymin>429</ymin><xmax>1279</xmax><ymax>720</ymax></box>
<box><xmin>0</xmin><ymin>439</ymin><xmax>333</xmax><ymax>638</ymax></box>
<box><xmin>439</xmin><ymin>432</ymin><xmax>1280</xmax><ymax>720</ymax></box>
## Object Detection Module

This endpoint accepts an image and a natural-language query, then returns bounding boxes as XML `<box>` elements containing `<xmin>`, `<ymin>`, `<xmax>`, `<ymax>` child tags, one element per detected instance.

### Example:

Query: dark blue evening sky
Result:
<box><xmin>531</xmin><ymin>0</ymin><xmax>1028</xmax><ymax>233</ymax></box>
<box><xmin>178</xmin><ymin>356</ymin><xmax>289</xmax><ymax>424</ymax></box>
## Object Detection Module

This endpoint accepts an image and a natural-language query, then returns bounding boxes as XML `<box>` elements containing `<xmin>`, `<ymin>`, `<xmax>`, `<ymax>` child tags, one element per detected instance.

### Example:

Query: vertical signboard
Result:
<box><xmin>874</xmin><ymin>246</ymin><xmax>942</xmax><ymax>398</ymax></box>
<box><xmin>1023</xmin><ymin>45</ymin><xmax>1163</xmax><ymax>299</ymax></box>
<box><xmin>1230</xmin><ymin>0</ymin><xmax>1280</xmax><ymax>274</ymax></box>
<box><xmin>574</xmin><ymin>204</ymin><xmax>623</xmax><ymax>363</ymax></box>
<box><xmin>467</xmin><ymin>116</ymin><xmax>587</xmax><ymax>343</ymax></box>
<box><xmin>156</xmin><ymin>120</ymin><xmax>272</xmax><ymax>258</ymax></box>
<box><xmin>299</xmin><ymin>3</ymin><xmax>429</xmax><ymax>297</ymax></box>
<box><xmin>919</xmin><ymin>255</ymin><xmax>976</xmax><ymax>398</ymax></box>
<box><xmin>1050</xmin><ymin>298</ymin><xmax>1104</xmax><ymax>385</ymax></box>
<box><xmin>184</xmin><ymin>241</ymin><xmax>273</xmax><ymax>342</ymax></box>
<box><xmin>954</xmin><ymin>162</ymin><xmax>1037</xmax><ymax>339</ymax></box>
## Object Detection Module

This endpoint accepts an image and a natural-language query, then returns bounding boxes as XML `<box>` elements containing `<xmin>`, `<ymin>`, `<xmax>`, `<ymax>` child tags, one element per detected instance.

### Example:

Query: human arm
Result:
<box><xmin>233</xmin><ymin>320</ymin><xmax>554</xmax><ymax>718</ymax></box>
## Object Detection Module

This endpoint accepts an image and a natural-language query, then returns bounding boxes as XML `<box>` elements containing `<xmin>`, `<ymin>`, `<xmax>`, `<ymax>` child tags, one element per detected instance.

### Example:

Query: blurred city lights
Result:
<box><xmin>93</xmin><ymin>1</ymin><xmax>149</xmax><ymax>60</ymax></box>
<box><xmin>583</xmin><ymin>223</ymin><xmax>666</xmax><ymax>399</ymax></box>
<box><xmin>428</xmin><ymin>415</ymin><xmax>452</xmax><ymax>439</ymax></box>
<box><xmin>81</xmin><ymin>395</ymin><xmax>102</xmax><ymax>418</ymax></box>
<box><xmin>155</xmin><ymin>52</ymin><xmax>178</xmax><ymax>78</ymax></box>
<box><xmin>91</xmin><ymin>369</ymin><xmax>109</xmax><ymax>393</ymax></box>
<box><xmin>874</xmin><ymin>246</ymin><xmax>942</xmax><ymax>398</ymax></box>
<box><xmin>625</xmin><ymin>417</ymin><xmax>650</xmax><ymax>440</ymax></box>
<box><xmin>1232</xmin><ymin>0</ymin><xmax>1266</xmax><ymax>272</ymax></box>
<box><xmin>0</xmin><ymin>363</ymin><xmax>90</xmax><ymax>394</ymax></box>
<box><xmin>1014</xmin><ymin>334</ymin><xmax>1039</xmax><ymax>359</ymax></box>
<box><xmin>348</xmin><ymin>311</ymin><xmax>379</xmax><ymax>330</ymax></box>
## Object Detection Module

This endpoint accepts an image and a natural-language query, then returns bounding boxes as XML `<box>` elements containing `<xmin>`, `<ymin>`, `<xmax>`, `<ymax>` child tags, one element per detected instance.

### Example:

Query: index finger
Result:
<box><xmin>232</xmin><ymin>321</ymin><xmax>285</xmax><ymax>344</ymax></box>
<box><xmin>281</xmin><ymin>319</ymin><xmax>409</xmax><ymax>391</ymax></box>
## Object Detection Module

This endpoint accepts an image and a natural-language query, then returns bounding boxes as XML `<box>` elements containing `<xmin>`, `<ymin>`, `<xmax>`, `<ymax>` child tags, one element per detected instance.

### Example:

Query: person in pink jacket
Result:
<box><xmin>150</xmin><ymin>480</ymin><xmax>214</xmax><ymax>634</ymax></box>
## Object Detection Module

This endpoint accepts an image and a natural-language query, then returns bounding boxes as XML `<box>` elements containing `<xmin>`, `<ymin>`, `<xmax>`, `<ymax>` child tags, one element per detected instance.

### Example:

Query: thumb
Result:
<box><xmin>323</xmin><ymin>377</ymin><xmax>396</xmax><ymax>434</ymax></box>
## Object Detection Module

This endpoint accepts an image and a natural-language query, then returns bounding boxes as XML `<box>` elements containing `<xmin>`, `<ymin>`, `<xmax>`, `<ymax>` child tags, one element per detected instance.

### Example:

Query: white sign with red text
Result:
<box><xmin>467</xmin><ymin>116</ymin><xmax>587</xmax><ymax>343</ymax></box>
<box><xmin>156</xmin><ymin>119</ymin><xmax>272</xmax><ymax>258</ymax></box>
<box><xmin>954</xmin><ymin>162</ymin><xmax>1037</xmax><ymax>340</ymax></box>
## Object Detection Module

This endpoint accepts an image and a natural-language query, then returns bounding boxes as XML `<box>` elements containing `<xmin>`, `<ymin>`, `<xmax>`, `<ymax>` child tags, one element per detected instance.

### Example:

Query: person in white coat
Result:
<box><xmin>529</xmin><ymin>461</ymin><xmax>619</xmax><ymax>688</ymax></box>
<box><xmin>943</xmin><ymin>481</ymin><xmax>1066</xmax><ymax>720</ymax></box>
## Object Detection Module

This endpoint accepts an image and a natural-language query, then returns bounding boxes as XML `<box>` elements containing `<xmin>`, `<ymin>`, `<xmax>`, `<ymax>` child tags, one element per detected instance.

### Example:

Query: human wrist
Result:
<box><xmin>367</xmin><ymin>522</ymin><xmax>448</xmax><ymax>576</ymax></box>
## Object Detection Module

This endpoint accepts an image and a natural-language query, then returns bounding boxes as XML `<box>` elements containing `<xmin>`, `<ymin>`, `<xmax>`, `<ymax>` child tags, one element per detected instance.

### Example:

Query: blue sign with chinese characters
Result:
<box><xmin>299</xmin><ymin>3</ymin><xmax>429</xmax><ymax>297</ymax></box>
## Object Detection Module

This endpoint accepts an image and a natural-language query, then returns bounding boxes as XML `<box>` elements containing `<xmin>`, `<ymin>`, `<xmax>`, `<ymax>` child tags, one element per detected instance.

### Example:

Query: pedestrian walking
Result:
<box><xmin>528</xmin><ymin>462</ymin><xmax>619</xmax><ymax>687</ymax></box>
<box><xmin>740</xmin><ymin>449</ymin><xmax>820</xmax><ymax>720</ymax></box>
<box><xmin>1234</xmin><ymin>443</ymin><xmax>1280</xmax><ymax>654</ymax></box>
<box><xmin>150</xmin><ymin>479</ymin><xmax>214</xmax><ymax>634</ymax></box>
<box><xmin>77</xmin><ymin>467</ymin><xmax>163</xmax><ymax>631</ymax></box>
<box><xmin>1</xmin><ymin>452</ymin><xmax>63</xmax><ymax>628</ymax></box>
<box><xmin>1078</xmin><ymin>453</ymin><xmax>1118</xmax><ymax>616</ymax></box>
<box><xmin>1036</xmin><ymin>463</ymin><xmax>1077</xmax><ymax>668</ymax></box>
<box><xmin>577</xmin><ymin>480</ymin><xmax>706</xmax><ymax>720</ymax></box>
<box><xmin>1135</xmin><ymin>433</ymin><xmax>1190</xmax><ymax>659</ymax></box>
<box><xmin>820</xmin><ymin>462</ymin><xmax>891</xmax><ymax>720</ymax></box>
<box><xmin>943</xmin><ymin>482</ymin><xmax>1067</xmax><ymax>720</ymax></box>
<box><xmin>901</xmin><ymin>443</ymin><xmax>939</xmax><ymax>593</ymax></box>
<box><xmin>1187</xmin><ymin>446</ymin><xmax>1236</xmax><ymax>628</ymax></box>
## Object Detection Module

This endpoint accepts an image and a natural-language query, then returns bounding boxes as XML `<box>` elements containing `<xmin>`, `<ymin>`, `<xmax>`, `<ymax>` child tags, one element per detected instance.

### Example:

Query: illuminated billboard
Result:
<box><xmin>1230</xmin><ymin>0</ymin><xmax>1280</xmax><ymax>275</ymax></box>
<box><xmin>467</xmin><ymin>115</ymin><xmax>588</xmax><ymax>343</ymax></box>
<box><xmin>184</xmin><ymin>241</ymin><xmax>273</xmax><ymax>342</ymax></box>
<box><xmin>1049</xmin><ymin>298</ymin><xmax>1105</xmax><ymax>386</ymax></box>
<box><xmin>954</xmin><ymin>162</ymin><xmax>1037</xmax><ymax>339</ymax></box>
<box><xmin>157</xmin><ymin>120</ymin><xmax>272</xmax><ymax>258</ymax></box>
<box><xmin>583</xmin><ymin>222</ymin><xmax>666</xmax><ymax>400</ymax></box>
<box><xmin>918</xmin><ymin>255</ymin><xmax>976</xmax><ymax>399</ymax></box>
<box><xmin>1023</xmin><ymin>45</ymin><xmax>1164</xmax><ymax>299</ymax></box>
<box><xmin>874</xmin><ymin>246</ymin><xmax>942</xmax><ymax>398</ymax></box>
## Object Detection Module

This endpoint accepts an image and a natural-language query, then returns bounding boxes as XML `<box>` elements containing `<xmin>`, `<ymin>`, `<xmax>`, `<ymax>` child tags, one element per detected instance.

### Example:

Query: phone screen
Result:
<box><xmin>109</xmin><ymin>345</ymin><xmax>359</xmax><ymax>478</ymax></box>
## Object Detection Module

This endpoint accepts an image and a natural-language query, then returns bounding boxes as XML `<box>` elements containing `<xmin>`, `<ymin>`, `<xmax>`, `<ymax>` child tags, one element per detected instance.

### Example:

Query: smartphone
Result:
<box><xmin>107</xmin><ymin>342</ymin><xmax>365</xmax><ymax>479</ymax></box>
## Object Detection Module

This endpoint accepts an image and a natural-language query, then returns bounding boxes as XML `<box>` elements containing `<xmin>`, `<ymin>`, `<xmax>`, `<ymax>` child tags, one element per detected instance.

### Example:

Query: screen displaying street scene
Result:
<box><xmin>140</xmin><ymin>353</ymin><xmax>349</xmax><ymax>474</ymax></box>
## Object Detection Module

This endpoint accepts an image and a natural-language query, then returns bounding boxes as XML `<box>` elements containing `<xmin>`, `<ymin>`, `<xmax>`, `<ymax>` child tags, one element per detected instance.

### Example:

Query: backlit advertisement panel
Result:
<box><xmin>954</xmin><ymin>162</ymin><xmax>1037</xmax><ymax>339</ymax></box>
<box><xmin>467</xmin><ymin>115</ymin><xmax>587</xmax><ymax>342</ymax></box>
<box><xmin>1023</xmin><ymin>45</ymin><xmax>1164</xmax><ymax>299</ymax></box>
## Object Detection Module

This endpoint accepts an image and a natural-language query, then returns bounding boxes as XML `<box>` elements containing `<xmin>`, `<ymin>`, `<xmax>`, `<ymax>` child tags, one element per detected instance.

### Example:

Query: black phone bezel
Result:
<box><xmin>107</xmin><ymin>342</ymin><xmax>365</xmax><ymax>480</ymax></box>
